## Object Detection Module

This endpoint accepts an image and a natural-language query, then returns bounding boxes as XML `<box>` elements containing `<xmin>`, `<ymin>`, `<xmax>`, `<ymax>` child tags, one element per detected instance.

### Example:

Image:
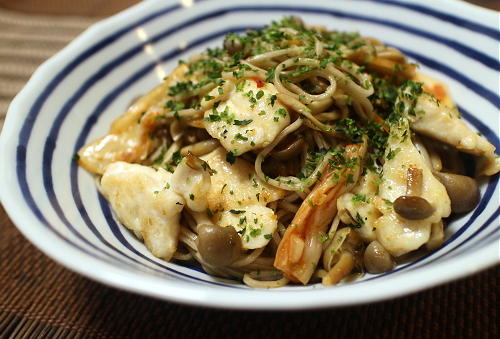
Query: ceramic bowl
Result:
<box><xmin>1</xmin><ymin>0</ymin><xmax>498</xmax><ymax>309</ymax></box>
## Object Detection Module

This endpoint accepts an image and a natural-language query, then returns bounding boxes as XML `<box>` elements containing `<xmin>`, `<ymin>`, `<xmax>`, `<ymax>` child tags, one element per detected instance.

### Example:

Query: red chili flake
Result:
<box><xmin>252</xmin><ymin>77</ymin><xmax>265</xmax><ymax>88</ymax></box>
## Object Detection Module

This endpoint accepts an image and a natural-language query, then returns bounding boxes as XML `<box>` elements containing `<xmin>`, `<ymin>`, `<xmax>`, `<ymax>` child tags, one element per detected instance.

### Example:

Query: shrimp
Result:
<box><xmin>274</xmin><ymin>141</ymin><xmax>367</xmax><ymax>284</ymax></box>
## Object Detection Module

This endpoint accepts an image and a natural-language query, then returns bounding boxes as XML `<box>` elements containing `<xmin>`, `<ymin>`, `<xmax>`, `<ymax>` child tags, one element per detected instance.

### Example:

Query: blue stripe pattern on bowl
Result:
<box><xmin>4</xmin><ymin>0</ymin><xmax>499</xmax><ymax>307</ymax></box>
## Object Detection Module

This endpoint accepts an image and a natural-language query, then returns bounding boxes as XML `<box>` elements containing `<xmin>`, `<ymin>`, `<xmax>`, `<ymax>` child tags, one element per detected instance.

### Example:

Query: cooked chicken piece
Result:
<box><xmin>203</xmin><ymin>79</ymin><xmax>290</xmax><ymax>155</ymax></box>
<box><xmin>78</xmin><ymin>64</ymin><xmax>189</xmax><ymax>175</ymax></box>
<box><xmin>409</xmin><ymin>95</ymin><xmax>499</xmax><ymax>176</ymax></box>
<box><xmin>201</xmin><ymin>147</ymin><xmax>285</xmax><ymax>212</ymax></box>
<box><xmin>374</xmin><ymin>120</ymin><xmax>451</xmax><ymax>257</ymax></box>
<box><xmin>374</xmin><ymin>213</ymin><xmax>433</xmax><ymax>257</ymax></box>
<box><xmin>199</xmin><ymin>147</ymin><xmax>285</xmax><ymax>248</ymax></box>
<box><xmin>100</xmin><ymin>162</ymin><xmax>185</xmax><ymax>261</ymax></box>
<box><xmin>170</xmin><ymin>155</ymin><xmax>211</xmax><ymax>213</ymax></box>
<box><xmin>218</xmin><ymin>205</ymin><xmax>278</xmax><ymax>250</ymax></box>
<box><xmin>337</xmin><ymin>170</ymin><xmax>382</xmax><ymax>242</ymax></box>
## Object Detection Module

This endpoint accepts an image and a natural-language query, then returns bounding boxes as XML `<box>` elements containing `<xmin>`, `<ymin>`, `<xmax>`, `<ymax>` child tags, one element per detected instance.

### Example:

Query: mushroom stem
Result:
<box><xmin>185</xmin><ymin>152</ymin><xmax>215</xmax><ymax>175</ymax></box>
<box><xmin>322</xmin><ymin>251</ymin><xmax>355</xmax><ymax>286</ymax></box>
<box><xmin>191</xmin><ymin>211</ymin><xmax>213</xmax><ymax>228</ymax></box>
<box><xmin>180</xmin><ymin>139</ymin><xmax>219</xmax><ymax>157</ymax></box>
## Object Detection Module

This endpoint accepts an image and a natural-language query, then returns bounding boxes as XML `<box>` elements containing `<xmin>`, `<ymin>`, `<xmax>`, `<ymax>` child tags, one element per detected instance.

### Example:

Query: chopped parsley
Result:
<box><xmin>250</xmin><ymin>228</ymin><xmax>262</xmax><ymax>237</ymax></box>
<box><xmin>274</xmin><ymin>108</ymin><xmax>288</xmax><ymax>117</ymax></box>
<box><xmin>352</xmin><ymin>194</ymin><xmax>367</xmax><ymax>204</ymax></box>
<box><xmin>268</xmin><ymin>94</ymin><xmax>277</xmax><ymax>106</ymax></box>
<box><xmin>384</xmin><ymin>199</ymin><xmax>394</xmax><ymax>207</ymax></box>
<box><xmin>355</xmin><ymin>212</ymin><xmax>365</xmax><ymax>226</ymax></box>
<box><xmin>386</xmin><ymin>148</ymin><xmax>401</xmax><ymax>160</ymax></box>
<box><xmin>171</xmin><ymin>150</ymin><xmax>183</xmax><ymax>165</ymax></box>
<box><xmin>236</xmin><ymin>81</ymin><xmax>246</xmax><ymax>92</ymax></box>
<box><xmin>235</xmin><ymin>133</ymin><xmax>248</xmax><ymax>141</ymax></box>
<box><xmin>206</xmin><ymin>114</ymin><xmax>221</xmax><ymax>122</ymax></box>
<box><xmin>206</xmin><ymin>208</ymin><xmax>213</xmax><ymax>218</ymax></box>
<box><xmin>233</xmin><ymin>119</ymin><xmax>253</xmax><ymax>126</ymax></box>
<box><xmin>265</xmin><ymin>68</ymin><xmax>276</xmax><ymax>82</ymax></box>
<box><xmin>226</xmin><ymin>151</ymin><xmax>237</xmax><ymax>164</ymax></box>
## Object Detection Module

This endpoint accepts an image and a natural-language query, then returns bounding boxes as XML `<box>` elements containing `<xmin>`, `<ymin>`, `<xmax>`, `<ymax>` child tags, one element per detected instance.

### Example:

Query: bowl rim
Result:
<box><xmin>1</xmin><ymin>0</ymin><xmax>499</xmax><ymax>310</ymax></box>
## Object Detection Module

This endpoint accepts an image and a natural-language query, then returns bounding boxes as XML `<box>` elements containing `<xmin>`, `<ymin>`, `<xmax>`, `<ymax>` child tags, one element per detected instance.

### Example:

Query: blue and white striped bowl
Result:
<box><xmin>1</xmin><ymin>0</ymin><xmax>498</xmax><ymax>310</ymax></box>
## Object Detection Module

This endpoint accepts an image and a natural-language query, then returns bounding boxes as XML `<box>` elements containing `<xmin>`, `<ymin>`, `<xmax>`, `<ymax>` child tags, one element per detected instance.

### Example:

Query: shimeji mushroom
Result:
<box><xmin>432</xmin><ymin>171</ymin><xmax>480</xmax><ymax>214</ymax></box>
<box><xmin>393</xmin><ymin>167</ymin><xmax>435</xmax><ymax>220</ymax></box>
<box><xmin>363</xmin><ymin>240</ymin><xmax>395</xmax><ymax>274</ymax></box>
<box><xmin>197</xmin><ymin>223</ymin><xmax>243</xmax><ymax>267</ymax></box>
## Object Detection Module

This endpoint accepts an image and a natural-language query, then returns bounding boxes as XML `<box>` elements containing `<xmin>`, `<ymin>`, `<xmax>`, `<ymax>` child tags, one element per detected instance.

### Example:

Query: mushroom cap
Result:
<box><xmin>197</xmin><ymin>224</ymin><xmax>242</xmax><ymax>267</ymax></box>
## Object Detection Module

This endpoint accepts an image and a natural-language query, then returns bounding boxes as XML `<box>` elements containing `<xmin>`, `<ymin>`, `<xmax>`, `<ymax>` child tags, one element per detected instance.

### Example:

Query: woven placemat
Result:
<box><xmin>0</xmin><ymin>3</ymin><xmax>498</xmax><ymax>338</ymax></box>
<box><xmin>0</xmin><ymin>7</ymin><xmax>96</xmax><ymax>131</ymax></box>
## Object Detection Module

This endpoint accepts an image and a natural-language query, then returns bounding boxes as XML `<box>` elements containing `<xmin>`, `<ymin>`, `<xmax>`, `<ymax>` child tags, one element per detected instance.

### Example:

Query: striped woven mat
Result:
<box><xmin>0</xmin><ymin>3</ymin><xmax>498</xmax><ymax>338</ymax></box>
<box><xmin>0</xmin><ymin>8</ymin><xmax>96</xmax><ymax>131</ymax></box>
